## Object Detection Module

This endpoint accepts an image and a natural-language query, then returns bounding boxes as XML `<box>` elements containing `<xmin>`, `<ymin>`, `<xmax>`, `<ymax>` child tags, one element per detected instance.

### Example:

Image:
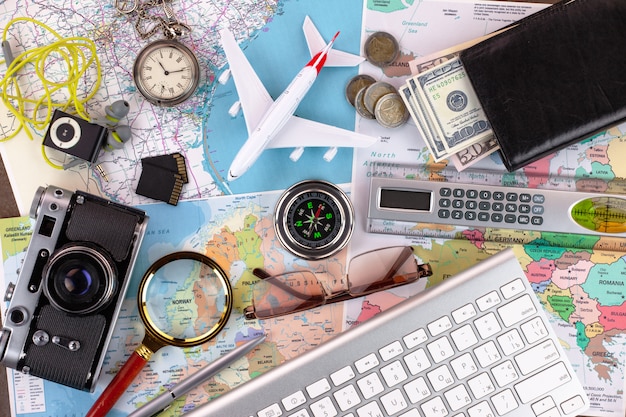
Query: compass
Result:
<box><xmin>274</xmin><ymin>180</ymin><xmax>354</xmax><ymax>260</ymax></box>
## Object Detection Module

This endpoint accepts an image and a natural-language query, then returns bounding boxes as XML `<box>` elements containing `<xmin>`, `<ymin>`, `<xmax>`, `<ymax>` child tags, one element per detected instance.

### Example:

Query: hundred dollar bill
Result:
<box><xmin>402</xmin><ymin>80</ymin><xmax>448</xmax><ymax>161</ymax></box>
<box><xmin>399</xmin><ymin>84</ymin><xmax>444</xmax><ymax>161</ymax></box>
<box><xmin>412</xmin><ymin>56</ymin><xmax>492</xmax><ymax>154</ymax></box>
<box><xmin>450</xmin><ymin>135</ymin><xmax>500</xmax><ymax>171</ymax></box>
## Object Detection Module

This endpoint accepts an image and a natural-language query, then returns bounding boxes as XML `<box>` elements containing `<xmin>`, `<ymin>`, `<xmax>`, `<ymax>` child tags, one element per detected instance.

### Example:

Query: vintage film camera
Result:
<box><xmin>0</xmin><ymin>186</ymin><xmax>148</xmax><ymax>391</ymax></box>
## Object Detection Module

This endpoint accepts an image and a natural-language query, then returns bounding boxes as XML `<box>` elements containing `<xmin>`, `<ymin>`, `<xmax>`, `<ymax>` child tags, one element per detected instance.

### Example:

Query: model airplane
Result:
<box><xmin>220</xmin><ymin>16</ymin><xmax>378</xmax><ymax>180</ymax></box>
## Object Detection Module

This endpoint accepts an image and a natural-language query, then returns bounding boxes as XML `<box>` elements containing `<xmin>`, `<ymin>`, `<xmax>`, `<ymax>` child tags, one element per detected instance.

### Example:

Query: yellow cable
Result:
<box><xmin>0</xmin><ymin>17</ymin><xmax>102</xmax><ymax>169</ymax></box>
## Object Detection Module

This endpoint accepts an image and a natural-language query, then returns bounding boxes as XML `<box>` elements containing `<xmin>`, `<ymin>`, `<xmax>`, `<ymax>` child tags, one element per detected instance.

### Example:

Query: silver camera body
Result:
<box><xmin>0</xmin><ymin>186</ymin><xmax>148</xmax><ymax>391</ymax></box>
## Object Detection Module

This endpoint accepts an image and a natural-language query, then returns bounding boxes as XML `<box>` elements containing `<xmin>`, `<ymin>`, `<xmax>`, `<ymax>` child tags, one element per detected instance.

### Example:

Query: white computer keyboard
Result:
<box><xmin>186</xmin><ymin>249</ymin><xmax>589</xmax><ymax>417</ymax></box>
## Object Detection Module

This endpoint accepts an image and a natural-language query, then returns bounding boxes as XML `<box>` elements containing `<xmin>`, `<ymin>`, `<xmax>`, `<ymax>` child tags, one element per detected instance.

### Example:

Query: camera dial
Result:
<box><xmin>43</xmin><ymin>244</ymin><xmax>118</xmax><ymax>315</ymax></box>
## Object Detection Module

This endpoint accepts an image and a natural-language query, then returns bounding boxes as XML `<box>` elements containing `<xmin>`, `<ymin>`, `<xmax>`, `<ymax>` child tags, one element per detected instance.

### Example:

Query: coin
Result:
<box><xmin>364</xmin><ymin>31</ymin><xmax>400</xmax><ymax>68</ymax></box>
<box><xmin>354</xmin><ymin>87</ymin><xmax>375</xmax><ymax>119</ymax></box>
<box><xmin>345</xmin><ymin>74</ymin><xmax>376</xmax><ymax>107</ymax></box>
<box><xmin>374</xmin><ymin>92</ymin><xmax>409</xmax><ymax>128</ymax></box>
<box><xmin>364</xmin><ymin>81</ymin><xmax>397</xmax><ymax>114</ymax></box>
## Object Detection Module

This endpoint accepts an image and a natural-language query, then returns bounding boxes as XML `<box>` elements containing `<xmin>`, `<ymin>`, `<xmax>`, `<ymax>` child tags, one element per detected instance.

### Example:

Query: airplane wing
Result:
<box><xmin>303</xmin><ymin>16</ymin><xmax>365</xmax><ymax>67</ymax></box>
<box><xmin>265</xmin><ymin>115</ymin><xmax>377</xmax><ymax>149</ymax></box>
<box><xmin>220</xmin><ymin>29</ymin><xmax>273</xmax><ymax>135</ymax></box>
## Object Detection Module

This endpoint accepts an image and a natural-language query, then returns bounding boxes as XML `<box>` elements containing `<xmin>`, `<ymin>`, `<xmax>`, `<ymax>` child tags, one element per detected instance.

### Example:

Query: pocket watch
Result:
<box><xmin>274</xmin><ymin>180</ymin><xmax>355</xmax><ymax>260</ymax></box>
<box><xmin>117</xmin><ymin>0</ymin><xmax>201</xmax><ymax>106</ymax></box>
<box><xmin>133</xmin><ymin>39</ymin><xmax>200</xmax><ymax>106</ymax></box>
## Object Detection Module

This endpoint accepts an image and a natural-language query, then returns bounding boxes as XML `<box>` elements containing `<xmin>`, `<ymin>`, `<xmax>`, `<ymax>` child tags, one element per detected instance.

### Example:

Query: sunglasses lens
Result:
<box><xmin>347</xmin><ymin>246</ymin><xmax>419</xmax><ymax>295</ymax></box>
<box><xmin>251</xmin><ymin>271</ymin><xmax>326</xmax><ymax>319</ymax></box>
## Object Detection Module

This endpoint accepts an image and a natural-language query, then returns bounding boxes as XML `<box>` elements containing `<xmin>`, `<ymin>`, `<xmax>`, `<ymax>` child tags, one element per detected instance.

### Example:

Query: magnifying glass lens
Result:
<box><xmin>143</xmin><ymin>257</ymin><xmax>232</xmax><ymax>343</ymax></box>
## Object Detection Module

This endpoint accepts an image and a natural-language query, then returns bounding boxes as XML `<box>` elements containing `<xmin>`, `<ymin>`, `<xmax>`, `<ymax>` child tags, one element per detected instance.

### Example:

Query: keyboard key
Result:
<box><xmin>310</xmin><ymin>396</ymin><xmax>337</xmax><ymax>417</ymax></box>
<box><xmin>356</xmin><ymin>401</ymin><xmax>384</xmax><ymax>417</ymax></box>
<box><xmin>403</xmin><ymin>328</ymin><xmax>428</xmax><ymax>348</ymax></box>
<box><xmin>427</xmin><ymin>336</ymin><xmax>455</xmax><ymax>363</ymax></box>
<box><xmin>428</xmin><ymin>316</ymin><xmax>453</xmax><ymax>336</ymax></box>
<box><xmin>258</xmin><ymin>403</ymin><xmax>283</xmax><ymax>417</ymax></box>
<box><xmin>515</xmin><ymin>339</ymin><xmax>560</xmax><ymax>375</ymax></box>
<box><xmin>491</xmin><ymin>389</ymin><xmax>519</xmax><ymax>415</ymax></box>
<box><xmin>450</xmin><ymin>324</ymin><xmax>479</xmax><ymax>351</ymax></box>
<box><xmin>514</xmin><ymin>362</ymin><xmax>572</xmax><ymax>403</ymax></box>
<box><xmin>474</xmin><ymin>312</ymin><xmax>501</xmax><ymax>339</ymax></box>
<box><xmin>420</xmin><ymin>396</ymin><xmax>448</xmax><ymax>416</ymax></box>
<box><xmin>450</xmin><ymin>352</ymin><xmax>478</xmax><ymax>379</ymax></box>
<box><xmin>498</xmin><ymin>294</ymin><xmax>537</xmax><ymax>327</ymax></box>
<box><xmin>381</xmin><ymin>360</ymin><xmax>408</xmax><ymax>387</ymax></box>
<box><xmin>403</xmin><ymin>376</ymin><xmax>431</xmax><ymax>403</ymax></box>
<box><xmin>531</xmin><ymin>396</ymin><xmax>556</xmax><ymax>415</ymax></box>
<box><xmin>476</xmin><ymin>291</ymin><xmax>501</xmax><ymax>311</ymax></box>
<box><xmin>404</xmin><ymin>348</ymin><xmax>431</xmax><ymax>375</ymax></box>
<box><xmin>452</xmin><ymin>303</ymin><xmax>477</xmax><ymax>324</ymax></box>
<box><xmin>561</xmin><ymin>395</ymin><xmax>587</xmax><ymax>414</ymax></box>
<box><xmin>357</xmin><ymin>373</ymin><xmax>384</xmax><ymax>399</ymax></box>
<box><xmin>467</xmin><ymin>401</ymin><xmax>495</xmax><ymax>417</ymax></box>
<box><xmin>467</xmin><ymin>372</ymin><xmax>496</xmax><ymax>399</ymax></box>
<box><xmin>496</xmin><ymin>329</ymin><xmax>524</xmax><ymax>356</ymax></box>
<box><xmin>330</xmin><ymin>366</ymin><xmax>355</xmax><ymax>386</ymax></box>
<box><xmin>306</xmin><ymin>378</ymin><xmax>331</xmax><ymax>399</ymax></box>
<box><xmin>333</xmin><ymin>384</ymin><xmax>361</xmax><ymax>411</ymax></box>
<box><xmin>286</xmin><ymin>410</ymin><xmax>310</xmax><ymax>417</ymax></box>
<box><xmin>520</xmin><ymin>316</ymin><xmax>548</xmax><ymax>344</ymax></box>
<box><xmin>491</xmin><ymin>360</ymin><xmax>519</xmax><ymax>387</ymax></box>
<box><xmin>355</xmin><ymin>353</ymin><xmax>379</xmax><ymax>374</ymax></box>
<box><xmin>282</xmin><ymin>391</ymin><xmax>306</xmax><ymax>411</ymax></box>
<box><xmin>427</xmin><ymin>364</ymin><xmax>455</xmax><ymax>391</ymax></box>
<box><xmin>380</xmin><ymin>340</ymin><xmax>404</xmax><ymax>361</ymax></box>
<box><xmin>444</xmin><ymin>384</ymin><xmax>472</xmax><ymax>411</ymax></box>
<box><xmin>380</xmin><ymin>389</ymin><xmax>408</xmax><ymax>415</ymax></box>
<box><xmin>474</xmin><ymin>341</ymin><xmax>502</xmax><ymax>367</ymax></box>
<box><xmin>500</xmin><ymin>278</ymin><xmax>525</xmax><ymax>299</ymax></box>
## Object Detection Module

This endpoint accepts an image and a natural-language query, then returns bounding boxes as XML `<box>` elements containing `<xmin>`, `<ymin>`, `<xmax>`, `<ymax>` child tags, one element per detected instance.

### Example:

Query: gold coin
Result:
<box><xmin>354</xmin><ymin>87</ymin><xmax>375</xmax><ymax>119</ymax></box>
<box><xmin>364</xmin><ymin>32</ymin><xmax>400</xmax><ymax>68</ymax></box>
<box><xmin>345</xmin><ymin>74</ymin><xmax>376</xmax><ymax>107</ymax></box>
<box><xmin>374</xmin><ymin>92</ymin><xmax>409</xmax><ymax>128</ymax></box>
<box><xmin>364</xmin><ymin>81</ymin><xmax>397</xmax><ymax>115</ymax></box>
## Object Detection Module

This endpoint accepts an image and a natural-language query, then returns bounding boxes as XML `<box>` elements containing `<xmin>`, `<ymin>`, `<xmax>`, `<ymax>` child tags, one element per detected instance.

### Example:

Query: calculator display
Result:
<box><xmin>379</xmin><ymin>188</ymin><xmax>432</xmax><ymax>211</ymax></box>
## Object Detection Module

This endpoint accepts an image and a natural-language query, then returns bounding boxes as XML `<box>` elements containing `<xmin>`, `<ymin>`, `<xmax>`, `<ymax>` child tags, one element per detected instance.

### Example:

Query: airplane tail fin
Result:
<box><xmin>303</xmin><ymin>16</ymin><xmax>364</xmax><ymax>67</ymax></box>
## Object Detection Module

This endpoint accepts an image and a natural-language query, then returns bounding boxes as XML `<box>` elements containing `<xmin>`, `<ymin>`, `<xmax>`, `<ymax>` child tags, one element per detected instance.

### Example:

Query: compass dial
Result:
<box><xmin>275</xmin><ymin>180</ymin><xmax>354</xmax><ymax>260</ymax></box>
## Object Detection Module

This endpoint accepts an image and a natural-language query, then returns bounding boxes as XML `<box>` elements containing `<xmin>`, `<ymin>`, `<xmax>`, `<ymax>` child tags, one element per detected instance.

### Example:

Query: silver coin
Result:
<box><xmin>345</xmin><ymin>74</ymin><xmax>376</xmax><ymax>107</ymax></box>
<box><xmin>364</xmin><ymin>31</ymin><xmax>400</xmax><ymax>68</ymax></box>
<box><xmin>374</xmin><ymin>93</ymin><xmax>409</xmax><ymax>128</ymax></box>
<box><xmin>364</xmin><ymin>81</ymin><xmax>397</xmax><ymax>115</ymax></box>
<box><xmin>354</xmin><ymin>87</ymin><xmax>375</xmax><ymax>119</ymax></box>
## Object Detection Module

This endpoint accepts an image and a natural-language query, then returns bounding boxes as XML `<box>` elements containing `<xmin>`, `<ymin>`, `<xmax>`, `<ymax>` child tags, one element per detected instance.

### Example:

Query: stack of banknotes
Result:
<box><xmin>401</xmin><ymin>46</ymin><xmax>500</xmax><ymax>171</ymax></box>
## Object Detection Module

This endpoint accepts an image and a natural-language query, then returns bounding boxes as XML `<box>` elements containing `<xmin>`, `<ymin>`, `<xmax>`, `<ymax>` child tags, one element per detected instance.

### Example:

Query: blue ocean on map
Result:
<box><xmin>202</xmin><ymin>0</ymin><xmax>364</xmax><ymax>195</ymax></box>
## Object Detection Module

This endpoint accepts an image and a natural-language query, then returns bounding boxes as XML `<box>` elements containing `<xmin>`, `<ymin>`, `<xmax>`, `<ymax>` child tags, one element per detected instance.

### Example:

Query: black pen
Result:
<box><xmin>127</xmin><ymin>334</ymin><xmax>266</xmax><ymax>417</ymax></box>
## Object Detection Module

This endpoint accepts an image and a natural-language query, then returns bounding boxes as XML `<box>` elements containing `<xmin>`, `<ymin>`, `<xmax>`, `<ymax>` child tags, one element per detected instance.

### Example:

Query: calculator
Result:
<box><xmin>368</xmin><ymin>177</ymin><xmax>626</xmax><ymax>236</ymax></box>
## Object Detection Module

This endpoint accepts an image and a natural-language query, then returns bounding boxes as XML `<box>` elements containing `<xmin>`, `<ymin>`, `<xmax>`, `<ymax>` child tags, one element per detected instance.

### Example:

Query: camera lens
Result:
<box><xmin>43</xmin><ymin>244</ymin><xmax>117</xmax><ymax>314</ymax></box>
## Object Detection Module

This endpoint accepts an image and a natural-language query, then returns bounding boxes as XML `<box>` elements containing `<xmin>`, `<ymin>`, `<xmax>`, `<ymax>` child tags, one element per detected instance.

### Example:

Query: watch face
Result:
<box><xmin>133</xmin><ymin>39</ymin><xmax>200</xmax><ymax>106</ymax></box>
<box><xmin>275</xmin><ymin>180</ymin><xmax>354</xmax><ymax>260</ymax></box>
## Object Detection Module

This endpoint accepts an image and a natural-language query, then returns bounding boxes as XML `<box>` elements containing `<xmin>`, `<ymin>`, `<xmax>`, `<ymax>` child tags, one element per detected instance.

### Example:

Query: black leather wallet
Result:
<box><xmin>459</xmin><ymin>0</ymin><xmax>626</xmax><ymax>171</ymax></box>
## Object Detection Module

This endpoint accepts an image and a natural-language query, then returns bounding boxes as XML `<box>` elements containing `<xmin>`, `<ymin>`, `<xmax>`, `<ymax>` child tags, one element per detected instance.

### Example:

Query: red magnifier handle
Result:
<box><xmin>86</xmin><ymin>346</ymin><xmax>153</xmax><ymax>417</ymax></box>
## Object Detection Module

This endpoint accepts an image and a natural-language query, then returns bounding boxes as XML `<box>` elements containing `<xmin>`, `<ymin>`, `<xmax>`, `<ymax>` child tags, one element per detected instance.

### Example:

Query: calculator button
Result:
<box><xmin>518</xmin><ymin>215</ymin><xmax>530</xmax><ymax>224</ymax></box>
<box><xmin>531</xmin><ymin>216</ymin><xmax>544</xmax><ymax>225</ymax></box>
<box><xmin>465</xmin><ymin>211</ymin><xmax>477</xmax><ymax>221</ymax></box>
<box><xmin>505</xmin><ymin>214</ymin><xmax>516</xmax><ymax>223</ymax></box>
<box><xmin>532</xmin><ymin>194</ymin><xmax>545</xmax><ymax>204</ymax></box>
<box><xmin>505</xmin><ymin>203</ymin><xmax>517</xmax><ymax>213</ymax></box>
<box><xmin>439</xmin><ymin>198</ymin><xmax>451</xmax><ymax>208</ymax></box>
<box><xmin>491</xmin><ymin>213</ymin><xmax>503</xmax><ymax>222</ymax></box>
<box><xmin>440</xmin><ymin>187</ymin><xmax>452</xmax><ymax>197</ymax></box>
<box><xmin>519</xmin><ymin>193</ymin><xmax>531</xmax><ymax>203</ymax></box>
<box><xmin>453</xmin><ymin>189</ymin><xmax>465</xmax><ymax>198</ymax></box>
<box><xmin>506</xmin><ymin>193</ymin><xmax>518</xmax><ymax>202</ymax></box>
<box><xmin>438</xmin><ymin>209</ymin><xmax>450</xmax><ymax>219</ymax></box>
<box><xmin>479</xmin><ymin>190</ymin><xmax>491</xmax><ymax>199</ymax></box>
<box><xmin>519</xmin><ymin>204</ymin><xmax>530</xmax><ymax>214</ymax></box>
<box><xmin>492</xmin><ymin>202</ymin><xmax>504</xmax><ymax>212</ymax></box>
<box><xmin>493</xmin><ymin>192</ymin><xmax>505</xmax><ymax>201</ymax></box>
<box><xmin>532</xmin><ymin>205</ymin><xmax>544</xmax><ymax>215</ymax></box>
<box><xmin>452</xmin><ymin>210</ymin><xmax>463</xmax><ymax>219</ymax></box>
<box><xmin>478</xmin><ymin>212</ymin><xmax>490</xmax><ymax>222</ymax></box>
<box><xmin>465</xmin><ymin>200</ymin><xmax>478</xmax><ymax>210</ymax></box>
<box><xmin>453</xmin><ymin>199</ymin><xmax>464</xmax><ymax>209</ymax></box>
<box><xmin>466</xmin><ymin>190</ymin><xmax>478</xmax><ymax>199</ymax></box>
<box><xmin>479</xmin><ymin>201</ymin><xmax>490</xmax><ymax>211</ymax></box>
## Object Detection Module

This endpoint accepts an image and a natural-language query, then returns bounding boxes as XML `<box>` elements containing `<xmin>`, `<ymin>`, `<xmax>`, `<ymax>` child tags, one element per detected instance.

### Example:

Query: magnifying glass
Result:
<box><xmin>86</xmin><ymin>251</ymin><xmax>233</xmax><ymax>417</ymax></box>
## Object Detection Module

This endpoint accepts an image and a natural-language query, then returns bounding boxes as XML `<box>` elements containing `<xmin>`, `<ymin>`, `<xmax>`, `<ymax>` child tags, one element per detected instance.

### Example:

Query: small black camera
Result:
<box><xmin>42</xmin><ymin>110</ymin><xmax>108</xmax><ymax>163</ymax></box>
<box><xmin>0</xmin><ymin>186</ymin><xmax>148</xmax><ymax>391</ymax></box>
